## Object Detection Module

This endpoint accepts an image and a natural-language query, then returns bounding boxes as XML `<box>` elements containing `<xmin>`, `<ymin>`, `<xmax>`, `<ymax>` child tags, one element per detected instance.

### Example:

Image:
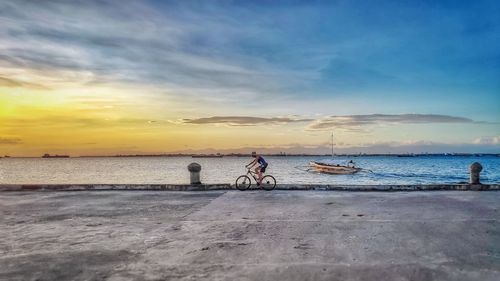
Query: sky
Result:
<box><xmin>0</xmin><ymin>0</ymin><xmax>499</xmax><ymax>156</ymax></box>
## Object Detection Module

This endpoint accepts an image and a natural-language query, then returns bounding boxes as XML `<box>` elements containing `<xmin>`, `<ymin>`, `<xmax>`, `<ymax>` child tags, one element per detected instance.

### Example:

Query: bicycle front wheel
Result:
<box><xmin>261</xmin><ymin>175</ymin><xmax>276</xmax><ymax>191</ymax></box>
<box><xmin>235</xmin><ymin>175</ymin><xmax>252</xmax><ymax>191</ymax></box>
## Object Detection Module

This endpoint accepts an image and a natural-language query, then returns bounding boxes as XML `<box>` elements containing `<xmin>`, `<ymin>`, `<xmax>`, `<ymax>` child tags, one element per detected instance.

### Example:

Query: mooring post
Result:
<box><xmin>469</xmin><ymin>162</ymin><xmax>482</xmax><ymax>185</ymax></box>
<box><xmin>188</xmin><ymin>163</ymin><xmax>202</xmax><ymax>185</ymax></box>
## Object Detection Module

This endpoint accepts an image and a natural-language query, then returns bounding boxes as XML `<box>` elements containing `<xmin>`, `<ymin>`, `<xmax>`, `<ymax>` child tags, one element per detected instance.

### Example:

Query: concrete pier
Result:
<box><xmin>1</xmin><ymin>190</ymin><xmax>499</xmax><ymax>280</ymax></box>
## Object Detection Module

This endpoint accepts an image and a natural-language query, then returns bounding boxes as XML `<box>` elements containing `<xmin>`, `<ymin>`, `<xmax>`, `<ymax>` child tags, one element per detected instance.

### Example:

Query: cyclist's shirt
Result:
<box><xmin>257</xmin><ymin>156</ymin><xmax>267</xmax><ymax>167</ymax></box>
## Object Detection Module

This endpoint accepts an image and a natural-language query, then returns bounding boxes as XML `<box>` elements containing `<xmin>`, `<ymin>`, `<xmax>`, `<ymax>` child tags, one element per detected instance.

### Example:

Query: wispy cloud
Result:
<box><xmin>0</xmin><ymin>116</ymin><xmax>159</xmax><ymax>130</ymax></box>
<box><xmin>307</xmin><ymin>114</ymin><xmax>477</xmax><ymax>130</ymax></box>
<box><xmin>0</xmin><ymin>76</ymin><xmax>49</xmax><ymax>90</ymax></box>
<box><xmin>1</xmin><ymin>0</ymin><xmax>498</xmax><ymax>108</ymax></box>
<box><xmin>473</xmin><ymin>136</ymin><xmax>500</xmax><ymax>145</ymax></box>
<box><xmin>182</xmin><ymin>116</ymin><xmax>312</xmax><ymax>126</ymax></box>
<box><xmin>0</xmin><ymin>0</ymin><xmax>315</xmax><ymax>97</ymax></box>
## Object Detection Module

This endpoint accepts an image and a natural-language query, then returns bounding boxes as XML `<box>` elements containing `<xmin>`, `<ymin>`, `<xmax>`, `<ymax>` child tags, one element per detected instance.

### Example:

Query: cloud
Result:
<box><xmin>0</xmin><ymin>0</ymin><xmax>315</xmax><ymax>99</ymax></box>
<box><xmin>0</xmin><ymin>116</ymin><xmax>161</xmax><ymax>130</ymax></box>
<box><xmin>1</xmin><ymin>0</ymin><xmax>498</xmax><ymax>114</ymax></box>
<box><xmin>0</xmin><ymin>0</ymin><xmax>498</xmax><ymax>132</ymax></box>
<box><xmin>171</xmin><ymin>139</ymin><xmax>500</xmax><ymax>155</ymax></box>
<box><xmin>307</xmin><ymin>114</ymin><xmax>477</xmax><ymax>130</ymax></box>
<box><xmin>0</xmin><ymin>76</ymin><xmax>49</xmax><ymax>90</ymax></box>
<box><xmin>0</xmin><ymin>137</ymin><xmax>22</xmax><ymax>145</ymax></box>
<box><xmin>22</xmin><ymin>136</ymin><xmax>498</xmax><ymax>156</ymax></box>
<box><xmin>182</xmin><ymin>116</ymin><xmax>312</xmax><ymax>126</ymax></box>
<box><xmin>473</xmin><ymin>136</ymin><xmax>500</xmax><ymax>145</ymax></box>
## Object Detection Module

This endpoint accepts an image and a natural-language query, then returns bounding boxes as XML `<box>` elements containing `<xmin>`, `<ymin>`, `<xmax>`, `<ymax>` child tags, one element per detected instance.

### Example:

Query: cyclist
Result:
<box><xmin>246</xmin><ymin>151</ymin><xmax>268</xmax><ymax>185</ymax></box>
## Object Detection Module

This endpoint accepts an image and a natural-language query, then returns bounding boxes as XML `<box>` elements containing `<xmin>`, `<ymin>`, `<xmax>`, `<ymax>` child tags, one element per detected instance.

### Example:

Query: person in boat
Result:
<box><xmin>246</xmin><ymin>152</ymin><xmax>268</xmax><ymax>185</ymax></box>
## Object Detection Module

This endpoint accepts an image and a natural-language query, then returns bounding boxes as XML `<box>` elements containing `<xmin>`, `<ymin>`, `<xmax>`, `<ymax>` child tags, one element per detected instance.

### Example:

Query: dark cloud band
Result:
<box><xmin>182</xmin><ymin>116</ymin><xmax>312</xmax><ymax>126</ymax></box>
<box><xmin>0</xmin><ymin>137</ymin><xmax>22</xmax><ymax>145</ymax></box>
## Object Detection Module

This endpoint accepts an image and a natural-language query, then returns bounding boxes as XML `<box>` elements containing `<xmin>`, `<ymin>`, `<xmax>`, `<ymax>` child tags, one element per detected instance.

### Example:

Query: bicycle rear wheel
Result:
<box><xmin>261</xmin><ymin>175</ymin><xmax>276</xmax><ymax>191</ymax></box>
<box><xmin>235</xmin><ymin>175</ymin><xmax>252</xmax><ymax>191</ymax></box>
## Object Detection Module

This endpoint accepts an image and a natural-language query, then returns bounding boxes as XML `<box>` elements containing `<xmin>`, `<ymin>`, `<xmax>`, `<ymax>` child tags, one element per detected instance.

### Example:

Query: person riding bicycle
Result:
<box><xmin>245</xmin><ymin>151</ymin><xmax>268</xmax><ymax>185</ymax></box>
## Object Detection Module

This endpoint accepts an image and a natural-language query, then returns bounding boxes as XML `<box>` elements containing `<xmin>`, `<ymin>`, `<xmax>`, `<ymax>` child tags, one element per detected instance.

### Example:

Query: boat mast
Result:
<box><xmin>331</xmin><ymin>131</ymin><xmax>334</xmax><ymax>158</ymax></box>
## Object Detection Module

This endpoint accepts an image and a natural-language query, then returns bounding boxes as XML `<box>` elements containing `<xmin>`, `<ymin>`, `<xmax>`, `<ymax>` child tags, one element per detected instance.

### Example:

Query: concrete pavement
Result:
<box><xmin>1</xmin><ymin>190</ymin><xmax>499</xmax><ymax>280</ymax></box>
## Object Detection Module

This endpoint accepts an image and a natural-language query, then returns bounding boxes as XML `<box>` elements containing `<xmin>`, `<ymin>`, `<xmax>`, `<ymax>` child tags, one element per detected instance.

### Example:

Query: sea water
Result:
<box><xmin>0</xmin><ymin>155</ymin><xmax>498</xmax><ymax>185</ymax></box>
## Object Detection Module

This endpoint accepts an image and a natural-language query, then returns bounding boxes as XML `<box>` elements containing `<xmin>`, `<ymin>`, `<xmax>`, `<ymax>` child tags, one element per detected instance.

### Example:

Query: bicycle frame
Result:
<box><xmin>246</xmin><ymin>169</ymin><xmax>260</xmax><ymax>182</ymax></box>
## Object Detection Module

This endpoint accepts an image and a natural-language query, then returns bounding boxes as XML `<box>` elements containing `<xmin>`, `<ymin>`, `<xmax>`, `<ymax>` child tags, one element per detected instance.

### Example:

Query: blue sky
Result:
<box><xmin>157</xmin><ymin>0</ymin><xmax>500</xmax><ymax>110</ymax></box>
<box><xmin>0</xmin><ymin>0</ymin><xmax>499</xmax><ymax>155</ymax></box>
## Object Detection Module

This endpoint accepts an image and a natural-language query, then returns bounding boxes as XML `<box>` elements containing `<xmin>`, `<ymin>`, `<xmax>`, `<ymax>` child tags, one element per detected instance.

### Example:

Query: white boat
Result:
<box><xmin>309</xmin><ymin>161</ymin><xmax>361</xmax><ymax>174</ymax></box>
<box><xmin>309</xmin><ymin>132</ymin><xmax>361</xmax><ymax>175</ymax></box>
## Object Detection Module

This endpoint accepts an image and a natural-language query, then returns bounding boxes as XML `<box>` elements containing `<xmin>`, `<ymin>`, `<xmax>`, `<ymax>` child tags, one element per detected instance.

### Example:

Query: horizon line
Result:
<box><xmin>2</xmin><ymin>152</ymin><xmax>499</xmax><ymax>158</ymax></box>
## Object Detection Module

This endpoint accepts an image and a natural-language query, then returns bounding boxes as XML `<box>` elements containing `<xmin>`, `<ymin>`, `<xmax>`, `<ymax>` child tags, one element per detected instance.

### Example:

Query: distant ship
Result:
<box><xmin>42</xmin><ymin>154</ymin><xmax>70</xmax><ymax>158</ymax></box>
<box><xmin>192</xmin><ymin>154</ymin><xmax>223</xmax><ymax>158</ymax></box>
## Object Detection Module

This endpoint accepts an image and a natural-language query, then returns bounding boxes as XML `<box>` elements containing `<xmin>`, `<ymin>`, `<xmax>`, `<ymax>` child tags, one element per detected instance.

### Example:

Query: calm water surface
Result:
<box><xmin>0</xmin><ymin>156</ymin><xmax>498</xmax><ymax>185</ymax></box>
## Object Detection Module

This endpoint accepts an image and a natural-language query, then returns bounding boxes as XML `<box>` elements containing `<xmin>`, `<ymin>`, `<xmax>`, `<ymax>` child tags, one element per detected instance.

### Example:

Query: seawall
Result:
<box><xmin>0</xmin><ymin>183</ymin><xmax>498</xmax><ymax>191</ymax></box>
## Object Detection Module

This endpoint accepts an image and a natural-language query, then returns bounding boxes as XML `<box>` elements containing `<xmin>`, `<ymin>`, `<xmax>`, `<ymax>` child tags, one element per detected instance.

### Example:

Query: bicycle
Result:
<box><xmin>235</xmin><ymin>168</ymin><xmax>276</xmax><ymax>191</ymax></box>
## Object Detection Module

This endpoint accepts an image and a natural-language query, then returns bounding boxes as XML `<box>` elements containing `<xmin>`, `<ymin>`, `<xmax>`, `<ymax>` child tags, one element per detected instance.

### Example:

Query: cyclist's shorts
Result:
<box><xmin>260</xmin><ymin>164</ymin><xmax>268</xmax><ymax>173</ymax></box>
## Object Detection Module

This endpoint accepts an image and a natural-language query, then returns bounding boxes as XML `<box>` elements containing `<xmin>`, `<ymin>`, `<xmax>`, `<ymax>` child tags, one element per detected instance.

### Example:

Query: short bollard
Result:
<box><xmin>188</xmin><ymin>163</ymin><xmax>202</xmax><ymax>185</ymax></box>
<box><xmin>469</xmin><ymin>162</ymin><xmax>482</xmax><ymax>184</ymax></box>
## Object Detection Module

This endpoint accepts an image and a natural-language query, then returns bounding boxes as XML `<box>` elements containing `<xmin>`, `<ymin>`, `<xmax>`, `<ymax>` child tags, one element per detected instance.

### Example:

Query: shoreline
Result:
<box><xmin>1</xmin><ymin>183</ymin><xmax>498</xmax><ymax>192</ymax></box>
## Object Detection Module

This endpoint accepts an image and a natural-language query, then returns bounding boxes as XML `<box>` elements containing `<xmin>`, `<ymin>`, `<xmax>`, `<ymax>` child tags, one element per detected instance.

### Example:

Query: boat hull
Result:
<box><xmin>309</xmin><ymin>161</ymin><xmax>361</xmax><ymax>174</ymax></box>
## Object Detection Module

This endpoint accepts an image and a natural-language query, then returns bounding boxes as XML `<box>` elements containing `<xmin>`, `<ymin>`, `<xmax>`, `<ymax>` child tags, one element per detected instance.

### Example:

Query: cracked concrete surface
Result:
<box><xmin>1</xmin><ymin>191</ymin><xmax>499</xmax><ymax>280</ymax></box>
